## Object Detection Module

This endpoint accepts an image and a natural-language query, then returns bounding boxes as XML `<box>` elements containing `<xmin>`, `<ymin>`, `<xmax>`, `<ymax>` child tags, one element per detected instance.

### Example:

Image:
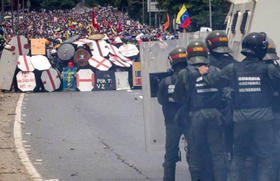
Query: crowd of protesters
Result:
<box><xmin>0</xmin><ymin>5</ymin><xmax>177</xmax><ymax>47</ymax></box>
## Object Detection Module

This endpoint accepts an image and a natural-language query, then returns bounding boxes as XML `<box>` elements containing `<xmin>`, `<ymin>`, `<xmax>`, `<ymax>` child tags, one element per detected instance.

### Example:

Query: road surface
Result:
<box><xmin>21</xmin><ymin>90</ymin><xmax>190</xmax><ymax>181</ymax></box>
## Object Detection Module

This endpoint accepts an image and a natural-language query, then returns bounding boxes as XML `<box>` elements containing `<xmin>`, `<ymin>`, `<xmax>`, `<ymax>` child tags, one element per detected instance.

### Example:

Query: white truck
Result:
<box><xmin>226</xmin><ymin>0</ymin><xmax>280</xmax><ymax>60</ymax></box>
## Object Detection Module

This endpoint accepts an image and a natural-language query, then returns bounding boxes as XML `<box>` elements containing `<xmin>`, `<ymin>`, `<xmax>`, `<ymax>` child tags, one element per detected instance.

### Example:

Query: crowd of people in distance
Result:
<box><xmin>0</xmin><ymin>5</ymin><xmax>177</xmax><ymax>48</ymax></box>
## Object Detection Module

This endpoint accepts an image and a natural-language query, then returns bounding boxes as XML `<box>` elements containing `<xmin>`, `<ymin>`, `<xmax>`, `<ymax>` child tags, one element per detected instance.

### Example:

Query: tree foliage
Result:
<box><xmin>156</xmin><ymin>0</ymin><xmax>229</xmax><ymax>31</ymax></box>
<box><xmin>23</xmin><ymin>0</ymin><xmax>228</xmax><ymax>32</ymax></box>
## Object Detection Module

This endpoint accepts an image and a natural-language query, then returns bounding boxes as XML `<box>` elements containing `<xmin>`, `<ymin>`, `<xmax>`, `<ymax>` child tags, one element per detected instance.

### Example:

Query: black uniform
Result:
<box><xmin>174</xmin><ymin>65</ymin><xmax>226</xmax><ymax>181</ymax></box>
<box><xmin>157</xmin><ymin>71</ymin><xmax>187</xmax><ymax>181</ymax></box>
<box><xmin>203</xmin><ymin>57</ymin><xmax>280</xmax><ymax>181</ymax></box>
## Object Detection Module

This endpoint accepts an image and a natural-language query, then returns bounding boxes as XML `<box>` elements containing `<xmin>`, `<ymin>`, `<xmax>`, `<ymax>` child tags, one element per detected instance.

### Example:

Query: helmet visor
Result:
<box><xmin>212</xmin><ymin>46</ymin><xmax>232</xmax><ymax>54</ymax></box>
<box><xmin>188</xmin><ymin>56</ymin><xmax>209</xmax><ymax>65</ymax></box>
<box><xmin>263</xmin><ymin>53</ymin><xmax>280</xmax><ymax>61</ymax></box>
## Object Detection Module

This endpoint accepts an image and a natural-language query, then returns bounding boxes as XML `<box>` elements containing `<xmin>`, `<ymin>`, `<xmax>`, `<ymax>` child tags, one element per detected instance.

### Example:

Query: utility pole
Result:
<box><xmin>17</xmin><ymin>0</ymin><xmax>19</xmax><ymax>33</ymax></box>
<box><xmin>27</xmin><ymin>0</ymin><xmax>30</xmax><ymax>12</ymax></box>
<box><xmin>209</xmin><ymin>0</ymin><xmax>212</xmax><ymax>29</ymax></box>
<box><xmin>22</xmin><ymin>0</ymin><xmax>24</xmax><ymax>12</ymax></box>
<box><xmin>142</xmin><ymin>0</ymin><xmax>144</xmax><ymax>24</ymax></box>
<box><xmin>11</xmin><ymin>0</ymin><xmax>14</xmax><ymax>33</ymax></box>
<box><xmin>1</xmin><ymin>0</ymin><xmax>4</xmax><ymax>21</ymax></box>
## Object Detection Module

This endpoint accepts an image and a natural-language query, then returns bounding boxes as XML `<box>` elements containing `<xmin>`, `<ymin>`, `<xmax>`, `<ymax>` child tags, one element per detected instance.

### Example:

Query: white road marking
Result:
<box><xmin>14</xmin><ymin>93</ymin><xmax>43</xmax><ymax>181</ymax></box>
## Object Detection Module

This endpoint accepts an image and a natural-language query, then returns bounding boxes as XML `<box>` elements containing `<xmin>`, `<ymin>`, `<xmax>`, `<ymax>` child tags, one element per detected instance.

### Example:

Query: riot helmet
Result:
<box><xmin>241</xmin><ymin>32</ymin><xmax>268</xmax><ymax>59</ymax></box>
<box><xmin>206</xmin><ymin>30</ymin><xmax>232</xmax><ymax>54</ymax></box>
<box><xmin>263</xmin><ymin>37</ymin><xmax>279</xmax><ymax>61</ymax></box>
<box><xmin>168</xmin><ymin>47</ymin><xmax>187</xmax><ymax>68</ymax></box>
<box><xmin>187</xmin><ymin>40</ymin><xmax>209</xmax><ymax>65</ymax></box>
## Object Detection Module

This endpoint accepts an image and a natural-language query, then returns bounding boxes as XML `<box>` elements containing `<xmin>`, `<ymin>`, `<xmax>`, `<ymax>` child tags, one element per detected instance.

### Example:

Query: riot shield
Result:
<box><xmin>141</xmin><ymin>39</ymin><xmax>187</xmax><ymax>151</ymax></box>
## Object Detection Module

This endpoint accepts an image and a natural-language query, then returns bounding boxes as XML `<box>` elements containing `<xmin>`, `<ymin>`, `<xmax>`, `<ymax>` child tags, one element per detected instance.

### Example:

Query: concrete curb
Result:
<box><xmin>13</xmin><ymin>93</ymin><xmax>44</xmax><ymax>181</ymax></box>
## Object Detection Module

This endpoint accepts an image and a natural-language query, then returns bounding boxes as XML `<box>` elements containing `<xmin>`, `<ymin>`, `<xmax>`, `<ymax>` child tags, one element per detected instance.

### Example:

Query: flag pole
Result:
<box><xmin>11</xmin><ymin>0</ymin><xmax>14</xmax><ymax>33</ymax></box>
<box><xmin>209</xmin><ymin>0</ymin><xmax>212</xmax><ymax>28</ymax></box>
<box><xmin>142</xmin><ymin>0</ymin><xmax>145</xmax><ymax>24</ymax></box>
<box><xmin>17</xmin><ymin>0</ymin><xmax>19</xmax><ymax>35</ymax></box>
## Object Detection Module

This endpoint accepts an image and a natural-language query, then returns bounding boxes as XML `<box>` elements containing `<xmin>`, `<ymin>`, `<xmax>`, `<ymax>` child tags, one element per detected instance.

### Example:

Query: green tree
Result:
<box><xmin>40</xmin><ymin>0</ymin><xmax>80</xmax><ymax>9</ymax></box>
<box><xmin>156</xmin><ymin>0</ymin><xmax>228</xmax><ymax>31</ymax></box>
<box><xmin>114</xmin><ymin>0</ymin><xmax>128</xmax><ymax>12</ymax></box>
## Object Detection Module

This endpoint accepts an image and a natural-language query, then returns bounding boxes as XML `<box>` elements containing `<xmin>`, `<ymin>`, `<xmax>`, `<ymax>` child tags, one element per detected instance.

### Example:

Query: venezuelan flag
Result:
<box><xmin>176</xmin><ymin>5</ymin><xmax>191</xmax><ymax>28</ymax></box>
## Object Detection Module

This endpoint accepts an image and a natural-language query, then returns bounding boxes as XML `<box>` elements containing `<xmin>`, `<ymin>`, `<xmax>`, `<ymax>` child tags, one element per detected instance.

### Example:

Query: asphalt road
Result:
<box><xmin>21</xmin><ymin>90</ymin><xmax>190</xmax><ymax>181</ymax></box>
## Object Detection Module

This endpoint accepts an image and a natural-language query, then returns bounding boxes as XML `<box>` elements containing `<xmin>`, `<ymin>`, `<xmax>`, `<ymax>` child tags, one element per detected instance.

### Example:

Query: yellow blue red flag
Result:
<box><xmin>176</xmin><ymin>5</ymin><xmax>191</xmax><ymax>28</ymax></box>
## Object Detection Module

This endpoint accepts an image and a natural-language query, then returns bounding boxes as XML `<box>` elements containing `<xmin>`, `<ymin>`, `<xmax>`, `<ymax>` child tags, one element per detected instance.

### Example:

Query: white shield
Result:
<box><xmin>107</xmin><ymin>44</ymin><xmax>133</xmax><ymax>64</ymax></box>
<box><xmin>109</xmin><ymin>54</ymin><xmax>131</xmax><ymax>67</ymax></box>
<box><xmin>72</xmin><ymin>39</ymin><xmax>92</xmax><ymax>46</ymax></box>
<box><xmin>12</xmin><ymin>35</ymin><xmax>29</xmax><ymax>56</ymax></box>
<box><xmin>41</xmin><ymin>68</ymin><xmax>61</xmax><ymax>92</ymax></box>
<box><xmin>88</xmin><ymin>55</ymin><xmax>112</xmax><ymax>71</ymax></box>
<box><xmin>112</xmin><ymin>36</ymin><xmax>122</xmax><ymax>45</ymax></box>
<box><xmin>76</xmin><ymin>69</ymin><xmax>95</xmax><ymax>92</ymax></box>
<box><xmin>119</xmin><ymin>44</ymin><xmax>139</xmax><ymax>57</ymax></box>
<box><xmin>89</xmin><ymin>39</ymin><xmax>110</xmax><ymax>57</ymax></box>
<box><xmin>115</xmin><ymin>71</ymin><xmax>130</xmax><ymax>91</ymax></box>
<box><xmin>17</xmin><ymin>56</ymin><xmax>34</xmax><ymax>72</ymax></box>
<box><xmin>0</xmin><ymin>36</ymin><xmax>29</xmax><ymax>90</ymax></box>
<box><xmin>16</xmin><ymin>71</ymin><xmax>36</xmax><ymax>92</ymax></box>
<box><xmin>30</xmin><ymin>55</ymin><xmax>51</xmax><ymax>71</ymax></box>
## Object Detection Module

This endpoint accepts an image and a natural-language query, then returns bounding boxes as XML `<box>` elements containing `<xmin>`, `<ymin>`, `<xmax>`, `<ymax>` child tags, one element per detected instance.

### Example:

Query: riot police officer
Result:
<box><xmin>263</xmin><ymin>38</ymin><xmax>280</xmax><ymax>181</ymax></box>
<box><xmin>206</xmin><ymin>30</ymin><xmax>236</xmax><ymax>68</ymax></box>
<box><xmin>157</xmin><ymin>47</ymin><xmax>188</xmax><ymax>181</ymax></box>
<box><xmin>173</xmin><ymin>41</ymin><xmax>226</xmax><ymax>181</ymax></box>
<box><xmin>206</xmin><ymin>30</ymin><xmax>237</xmax><ymax>180</ymax></box>
<box><xmin>199</xmin><ymin>32</ymin><xmax>280</xmax><ymax>181</ymax></box>
<box><xmin>242</xmin><ymin>37</ymin><xmax>280</xmax><ymax>181</ymax></box>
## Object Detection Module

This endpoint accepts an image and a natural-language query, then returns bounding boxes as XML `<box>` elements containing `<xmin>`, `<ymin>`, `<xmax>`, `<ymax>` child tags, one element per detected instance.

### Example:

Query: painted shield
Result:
<box><xmin>57</xmin><ymin>43</ymin><xmax>75</xmax><ymax>61</ymax></box>
<box><xmin>62</xmin><ymin>67</ymin><xmax>77</xmax><ymax>91</ymax></box>
<box><xmin>17</xmin><ymin>56</ymin><xmax>34</xmax><ymax>72</ymax></box>
<box><xmin>107</xmin><ymin>44</ymin><xmax>133</xmax><ymax>65</ymax></box>
<box><xmin>89</xmin><ymin>55</ymin><xmax>112</xmax><ymax>71</ymax></box>
<box><xmin>73</xmin><ymin>48</ymin><xmax>91</xmax><ymax>67</ymax></box>
<box><xmin>109</xmin><ymin>54</ymin><xmax>130</xmax><ymax>67</ymax></box>
<box><xmin>30</xmin><ymin>55</ymin><xmax>51</xmax><ymax>71</ymax></box>
<box><xmin>76</xmin><ymin>69</ymin><xmax>95</xmax><ymax>92</ymax></box>
<box><xmin>72</xmin><ymin>39</ymin><xmax>92</xmax><ymax>46</ymax></box>
<box><xmin>11</xmin><ymin>35</ymin><xmax>29</xmax><ymax>56</ymax></box>
<box><xmin>63</xmin><ymin>35</ymin><xmax>80</xmax><ymax>44</ymax></box>
<box><xmin>16</xmin><ymin>71</ymin><xmax>36</xmax><ymax>92</ymax></box>
<box><xmin>0</xmin><ymin>36</ymin><xmax>29</xmax><ymax>90</ymax></box>
<box><xmin>119</xmin><ymin>44</ymin><xmax>139</xmax><ymax>57</ymax></box>
<box><xmin>89</xmin><ymin>39</ymin><xmax>110</xmax><ymax>57</ymax></box>
<box><xmin>41</xmin><ymin>68</ymin><xmax>61</xmax><ymax>92</ymax></box>
<box><xmin>88</xmin><ymin>34</ymin><xmax>105</xmax><ymax>40</ymax></box>
<box><xmin>95</xmin><ymin>71</ymin><xmax>116</xmax><ymax>91</ymax></box>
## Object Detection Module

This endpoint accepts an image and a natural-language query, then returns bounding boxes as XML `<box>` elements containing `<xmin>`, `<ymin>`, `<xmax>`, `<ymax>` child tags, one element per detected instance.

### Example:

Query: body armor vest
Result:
<box><xmin>233</xmin><ymin>61</ymin><xmax>272</xmax><ymax>109</ymax></box>
<box><xmin>188</xmin><ymin>65</ymin><xmax>221</xmax><ymax>111</ymax></box>
<box><xmin>209</xmin><ymin>54</ymin><xmax>235</xmax><ymax>69</ymax></box>
<box><xmin>161</xmin><ymin>74</ymin><xmax>181</xmax><ymax>123</ymax></box>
